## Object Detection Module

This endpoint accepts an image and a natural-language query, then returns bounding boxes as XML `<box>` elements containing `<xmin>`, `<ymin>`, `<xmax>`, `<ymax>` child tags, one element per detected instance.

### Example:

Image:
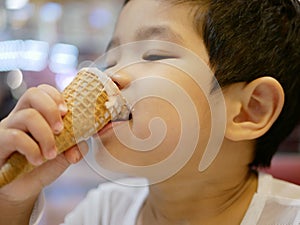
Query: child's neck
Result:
<box><xmin>137</xmin><ymin>170</ymin><xmax>258</xmax><ymax>225</ymax></box>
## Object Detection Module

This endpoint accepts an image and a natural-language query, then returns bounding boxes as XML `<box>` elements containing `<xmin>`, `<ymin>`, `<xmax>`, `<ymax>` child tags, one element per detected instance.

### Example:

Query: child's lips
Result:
<box><xmin>97</xmin><ymin>112</ymin><xmax>133</xmax><ymax>136</ymax></box>
<box><xmin>97</xmin><ymin>121</ymin><xmax>114</xmax><ymax>135</ymax></box>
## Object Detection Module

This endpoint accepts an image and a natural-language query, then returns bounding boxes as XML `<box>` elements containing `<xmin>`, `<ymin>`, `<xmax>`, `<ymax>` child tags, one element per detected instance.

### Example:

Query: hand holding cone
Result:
<box><xmin>0</xmin><ymin>68</ymin><xmax>130</xmax><ymax>188</ymax></box>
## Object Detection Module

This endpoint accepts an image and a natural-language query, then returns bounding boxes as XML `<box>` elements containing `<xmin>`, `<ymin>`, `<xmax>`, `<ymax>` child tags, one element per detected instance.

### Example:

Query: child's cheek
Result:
<box><xmin>130</xmin><ymin>97</ymin><xmax>181</xmax><ymax>156</ymax></box>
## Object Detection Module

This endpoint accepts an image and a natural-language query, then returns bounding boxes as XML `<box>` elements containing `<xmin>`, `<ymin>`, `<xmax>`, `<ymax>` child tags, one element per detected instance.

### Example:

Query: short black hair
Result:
<box><xmin>203</xmin><ymin>0</ymin><xmax>300</xmax><ymax>167</ymax></box>
<box><xmin>123</xmin><ymin>0</ymin><xmax>300</xmax><ymax>167</ymax></box>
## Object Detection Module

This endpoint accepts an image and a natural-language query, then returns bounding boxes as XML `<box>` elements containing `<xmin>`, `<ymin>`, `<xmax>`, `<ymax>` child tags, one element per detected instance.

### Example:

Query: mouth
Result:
<box><xmin>97</xmin><ymin>111</ymin><xmax>133</xmax><ymax>136</ymax></box>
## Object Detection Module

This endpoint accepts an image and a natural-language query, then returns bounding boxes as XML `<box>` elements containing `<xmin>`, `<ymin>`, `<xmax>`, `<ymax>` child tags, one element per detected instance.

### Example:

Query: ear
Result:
<box><xmin>225</xmin><ymin>77</ymin><xmax>284</xmax><ymax>141</ymax></box>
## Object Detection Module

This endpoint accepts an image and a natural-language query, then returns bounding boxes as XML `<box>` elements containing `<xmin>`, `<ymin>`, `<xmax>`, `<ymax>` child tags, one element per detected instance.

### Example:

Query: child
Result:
<box><xmin>0</xmin><ymin>0</ymin><xmax>299</xmax><ymax>224</ymax></box>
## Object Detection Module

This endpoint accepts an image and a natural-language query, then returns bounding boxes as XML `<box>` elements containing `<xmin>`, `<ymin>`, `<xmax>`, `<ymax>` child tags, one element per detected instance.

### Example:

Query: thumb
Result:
<box><xmin>0</xmin><ymin>142</ymin><xmax>88</xmax><ymax>202</ymax></box>
<box><xmin>33</xmin><ymin>141</ymin><xmax>89</xmax><ymax>188</ymax></box>
<box><xmin>30</xmin><ymin>154</ymin><xmax>71</xmax><ymax>189</ymax></box>
<box><xmin>0</xmin><ymin>154</ymin><xmax>71</xmax><ymax>201</ymax></box>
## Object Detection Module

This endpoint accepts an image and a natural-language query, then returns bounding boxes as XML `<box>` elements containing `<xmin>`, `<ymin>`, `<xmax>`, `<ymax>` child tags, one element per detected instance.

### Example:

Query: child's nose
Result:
<box><xmin>110</xmin><ymin>73</ymin><xmax>131</xmax><ymax>89</ymax></box>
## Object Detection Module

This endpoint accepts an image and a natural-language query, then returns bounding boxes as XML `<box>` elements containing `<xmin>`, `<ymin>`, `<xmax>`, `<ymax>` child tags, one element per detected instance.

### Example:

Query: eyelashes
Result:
<box><xmin>100</xmin><ymin>63</ymin><xmax>116</xmax><ymax>71</ymax></box>
<box><xmin>142</xmin><ymin>54</ymin><xmax>177</xmax><ymax>61</ymax></box>
<box><xmin>99</xmin><ymin>52</ymin><xmax>178</xmax><ymax>71</ymax></box>
<box><xmin>99</xmin><ymin>60</ymin><xmax>117</xmax><ymax>71</ymax></box>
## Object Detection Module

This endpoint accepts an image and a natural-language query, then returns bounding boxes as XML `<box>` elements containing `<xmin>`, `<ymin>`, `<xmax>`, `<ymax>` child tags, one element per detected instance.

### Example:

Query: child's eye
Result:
<box><xmin>99</xmin><ymin>61</ymin><xmax>117</xmax><ymax>71</ymax></box>
<box><xmin>143</xmin><ymin>54</ymin><xmax>176</xmax><ymax>61</ymax></box>
<box><xmin>100</xmin><ymin>63</ymin><xmax>116</xmax><ymax>71</ymax></box>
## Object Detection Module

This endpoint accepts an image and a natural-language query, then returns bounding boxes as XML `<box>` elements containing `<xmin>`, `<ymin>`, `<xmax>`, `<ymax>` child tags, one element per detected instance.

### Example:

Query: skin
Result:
<box><xmin>96</xmin><ymin>1</ymin><xmax>257</xmax><ymax>225</ymax></box>
<box><xmin>0</xmin><ymin>84</ymin><xmax>88</xmax><ymax>225</ymax></box>
<box><xmin>0</xmin><ymin>0</ymin><xmax>284</xmax><ymax>224</ymax></box>
<box><xmin>96</xmin><ymin>1</ymin><xmax>284</xmax><ymax>224</ymax></box>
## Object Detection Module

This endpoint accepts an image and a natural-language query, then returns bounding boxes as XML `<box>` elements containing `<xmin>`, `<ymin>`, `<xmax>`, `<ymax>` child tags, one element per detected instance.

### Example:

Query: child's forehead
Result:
<box><xmin>117</xmin><ymin>0</ymin><xmax>197</xmax><ymax>40</ymax></box>
<box><xmin>107</xmin><ymin>25</ymin><xmax>185</xmax><ymax>51</ymax></box>
<box><xmin>110</xmin><ymin>0</ymin><xmax>209</xmax><ymax>62</ymax></box>
<box><xmin>121</xmin><ymin>0</ymin><xmax>190</xmax><ymax>20</ymax></box>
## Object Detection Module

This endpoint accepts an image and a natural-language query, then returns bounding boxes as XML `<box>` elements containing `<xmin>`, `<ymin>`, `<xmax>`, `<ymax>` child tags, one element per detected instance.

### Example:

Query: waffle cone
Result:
<box><xmin>0</xmin><ymin>68</ymin><xmax>129</xmax><ymax>188</ymax></box>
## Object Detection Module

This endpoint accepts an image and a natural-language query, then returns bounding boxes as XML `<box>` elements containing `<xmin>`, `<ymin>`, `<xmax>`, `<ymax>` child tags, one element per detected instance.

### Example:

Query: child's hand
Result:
<box><xmin>0</xmin><ymin>84</ymin><xmax>87</xmax><ymax>203</ymax></box>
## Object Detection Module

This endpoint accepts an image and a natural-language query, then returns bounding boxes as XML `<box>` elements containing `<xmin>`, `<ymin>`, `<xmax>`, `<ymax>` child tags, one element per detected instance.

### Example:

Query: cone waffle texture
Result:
<box><xmin>0</xmin><ymin>68</ymin><xmax>129</xmax><ymax>187</ymax></box>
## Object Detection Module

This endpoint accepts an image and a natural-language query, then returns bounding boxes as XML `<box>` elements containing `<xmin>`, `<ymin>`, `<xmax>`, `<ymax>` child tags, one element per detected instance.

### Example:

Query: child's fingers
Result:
<box><xmin>12</xmin><ymin>87</ymin><xmax>65</xmax><ymax>134</ymax></box>
<box><xmin>37</xmin><ymin>84</ymin><xmax>68</xmax><ymax>115</ymax></box>
<box><xmin>4</xmin><ymin>109</ymin><xmax>58</xmax><ymax>161</ymax></box>
<box><xmin>0</xmin><ymin>128</ymin><xmax>43</xmax><ymax>166</ymax></box>
<box><xmin>0</xmin><ymin>84</ymin><xmax>67</xmax><ymax>167</ymax></box>
<box><xmin>64</xmin><ymin>141</ymin><xmax>89</xmax><ymax>164</ymax></box>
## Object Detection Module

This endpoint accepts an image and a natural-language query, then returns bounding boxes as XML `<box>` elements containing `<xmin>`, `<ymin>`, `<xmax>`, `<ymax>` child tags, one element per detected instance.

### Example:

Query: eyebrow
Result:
<box><xmin>106</xmin><ymin>25</ymin><xmax>184</xmax><ymax>52</ymax></box>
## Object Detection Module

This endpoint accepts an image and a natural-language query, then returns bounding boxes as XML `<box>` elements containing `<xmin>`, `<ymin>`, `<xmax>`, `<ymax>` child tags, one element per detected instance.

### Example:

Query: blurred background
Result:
<box><xmin>0</xmin><ymin>0</ymin><xmax>299</xmax><ymax>224</ymax></box>
<box><xmin>0</xmin><ymin>0</ymin><xmax>124</xmax><ymax>92</ymax></box>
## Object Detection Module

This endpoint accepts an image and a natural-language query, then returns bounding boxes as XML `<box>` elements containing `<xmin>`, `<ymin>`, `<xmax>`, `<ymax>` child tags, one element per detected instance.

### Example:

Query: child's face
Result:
<box><xmin>92</xmin><ymin>0</ymin><xmax>224</xmax><ymax>182</ymax></box>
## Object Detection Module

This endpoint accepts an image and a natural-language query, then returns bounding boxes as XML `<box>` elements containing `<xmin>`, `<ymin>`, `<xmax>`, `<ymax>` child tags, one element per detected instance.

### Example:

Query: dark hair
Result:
<box><xmin>204</xmin><ymin>0</ymin><xmax>300</xmax><ymax>168</ymax></box>
<box><xmin>124</xmin><ymin>0</ymin><xmax>300</xmax><ymax>167</ymax></box>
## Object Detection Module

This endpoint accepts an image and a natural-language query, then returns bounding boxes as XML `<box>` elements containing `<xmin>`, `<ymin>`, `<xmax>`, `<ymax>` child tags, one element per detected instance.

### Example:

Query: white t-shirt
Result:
<box><xmin>31</xmin><ymin>172</ymin><xmax>300</xmax><ymax>225</ymax></box>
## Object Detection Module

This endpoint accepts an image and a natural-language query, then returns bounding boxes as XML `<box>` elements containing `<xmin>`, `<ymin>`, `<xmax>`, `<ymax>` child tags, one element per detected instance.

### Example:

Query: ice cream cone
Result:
<box><xmin>0</xmin><ymin>68</ymin><xmax>129</xmax><ymax>188</ymax></box>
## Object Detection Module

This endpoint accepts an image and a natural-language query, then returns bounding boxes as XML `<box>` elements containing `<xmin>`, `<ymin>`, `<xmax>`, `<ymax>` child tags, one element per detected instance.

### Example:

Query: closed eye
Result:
<box><xmin>143</xmin><ymin>54</ymin><xmax>177</xmax><ymax>61</ymax></box>
<box><xmin>99</xmin><ymin>61</ymin><xmax>117</xmax><ymax>71</ymax></box>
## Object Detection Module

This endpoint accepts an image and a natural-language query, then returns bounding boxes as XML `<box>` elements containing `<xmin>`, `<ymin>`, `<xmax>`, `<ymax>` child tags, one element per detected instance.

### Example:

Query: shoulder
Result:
<box><xmin>96</xmin><ymin>177</ymin><xmax>149</xmax><ymax>191</ymax></box>
<box><xmin>63</xmin><ymin>177</ymin><xmax>149</xmax><ymax>225</ymax></box>
<box><xmin>258</xmin><ymin>172</ymin><xmax>300</xmax><ymax>199</ymax></box>
<box><xmin>85</xmin><ymin>177</ymin><xmax>149</xmax><ymax>206</ymax></box>
<box><xmin>241</xmin><ymin>172</ymin><xmax>300</xmax><ymax>224</ymax></box>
